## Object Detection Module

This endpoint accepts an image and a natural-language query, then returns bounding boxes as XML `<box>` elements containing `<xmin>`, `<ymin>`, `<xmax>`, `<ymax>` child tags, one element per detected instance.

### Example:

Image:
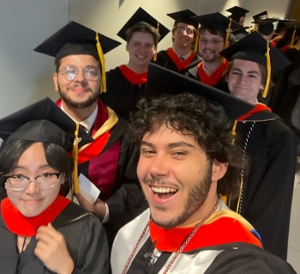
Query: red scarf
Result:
<box><xmin>197</xmin><ymin>61</ymin><xmax>228</xmax><ymax>86</ymax></box>
<box><xmin>119</xmin><ymin>65</ymin><xmax>147</xmax><ymax>85</ymax></box>
<box><xmin>150</xmin><ymin>215</ymin><xmax>262</xmax><ymax>252</ymax></box>
<box><xmin>166</xmin><ymin>48</ymin><xmax>196</xmax><ymax>71</ymax></box>
<box><xmin>1</xmin><ymin>196</ymin><xmax>70</xmax><ymax>236</ymax></box>
<box><xmin>56</xmin><ymin>99</ymin><xmax>111</xmax><ymax>164</ymax></box>
<box><xmin>237</xmin><ymin>103</ymin><xmax>271</xmax><ymax>121</ymax></box>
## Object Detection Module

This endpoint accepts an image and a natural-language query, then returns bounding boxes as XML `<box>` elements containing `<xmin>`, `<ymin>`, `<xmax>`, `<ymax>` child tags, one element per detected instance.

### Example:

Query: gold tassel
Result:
<box><xmin>262</xmin><ymin>43</ymin><xmax>271</xmax><ymax>98</ymax></box>
<box><xmin>193</xmin><ymin>23</ymin><xmax>200</xmax><ymax>53</ymax></box>
<box><xmin>152</xmin><ymin>21</ymin><xmax>160</xmax><ymax>61</ymax></box>
<box><xmin>72</xmin><ymin>122</ymin><xmax>82</xmax><ymax>194</ymax></box>
<box><xmin>231</xmin><ymin>120</ymin><xmax>237</xmax><ymax>135</ymax></box>
<box><xmin>95</xmin><ymin>32</ymin><xmax>106</xmax><ymax>93</ymax></box>
<box><xmin>235</xmin><ymin>177</ymin><xmax>244</xmax><ymax>213</ymax></box>
<box><xmin>222</xmin><ymin>19</ymin><xmax>232</xmax><ymax>63</ymax></box>
<box><xmin>290</xmin><ymin>26</ymin><xmax>296</xmax><ymax>48</ymax></box>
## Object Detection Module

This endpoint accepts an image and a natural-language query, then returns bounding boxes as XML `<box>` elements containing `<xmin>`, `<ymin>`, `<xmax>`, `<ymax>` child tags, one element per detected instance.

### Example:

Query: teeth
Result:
<box><xmin>151</xmin><ymin>186</ymin><xmax>177</xmax><ymax>194</ymax></box>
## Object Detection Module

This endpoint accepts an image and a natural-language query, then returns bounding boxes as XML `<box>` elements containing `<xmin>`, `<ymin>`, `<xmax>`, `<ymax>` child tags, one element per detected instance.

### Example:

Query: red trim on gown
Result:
<box><xmin>166</xmin><ymin>48</ymin><xmax>197</xmax><ymax>71</ymax></box>
<box><xmin>118</xmin><ymin>65</ymin><xmax>147</xmax><ymax>85</ymax></box>
<box><xmin>197</xmin><ymin>61</ymin><xmax>228</xmax><ymax>86</ymax></box>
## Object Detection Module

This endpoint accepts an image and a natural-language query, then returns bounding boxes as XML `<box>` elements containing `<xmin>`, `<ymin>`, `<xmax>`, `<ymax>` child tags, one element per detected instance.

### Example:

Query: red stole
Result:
<box><xmin>166</xmin><ymin>48</ymin><xmax>196</xmax><ymax>71</ymax></box>
<box><xmin>237</xmin><ymin>103</ymin><xmax>271</xmax><ymax>121</ymax></box>
<box><xmin>56</xmin><ymin>99</ymin><xmax>120</xmax><ymax>200</ymax></box>
<box><xmin>197</xmin><ymin>61</ymin><xmax>228</xmax><ymax>86</ymax></box>
<box><xmin>1</xmin><ymin>196</ymin><xmax>70</xmax><ymax>236</ymax></box>
<box><xmin>119</xmin><ymin>65</ymin><xmax>147</xmax><ymax>84</ymax></box>
<box><xmin>150</xmin><ymin>214</ymin><xmax>262</xmax><ymax>253</ymax></box>
<box><xmin>280</xmin><ymin>45</ymin><xmax>291</xmax><ymax>53</ymax></box>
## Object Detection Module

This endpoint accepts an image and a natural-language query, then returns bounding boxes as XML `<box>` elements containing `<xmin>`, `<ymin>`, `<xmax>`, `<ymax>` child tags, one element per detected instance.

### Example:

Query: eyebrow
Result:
<box><xmin>10</xmin><ymin>164</ymin><xmax>52</xmax><ymax>170</ymax></box>
<box><xmin>141</xmin><ymin>141</ymin><xmax>195</xmax><ymax>149</ymax></box>
<box><xmin>232</xmin><ymin>68</ymin><xmax>260</xmax><ymax>75</ymax></box>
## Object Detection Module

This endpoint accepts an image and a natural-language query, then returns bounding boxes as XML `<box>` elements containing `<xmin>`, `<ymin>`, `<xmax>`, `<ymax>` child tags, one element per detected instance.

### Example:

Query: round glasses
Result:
<box><xmin>4</xmin><ymin>172</ymin><xmax>61</xmax><ymax>191</ymax></box>
<box><xmin>59</xmin><ymin>65</ymin><xmax>100</xmax><ymax>81</ymax></box>
<box><xmin>175</xmin><ymin>27</ymin><xmax>195</xmax><ymax>35</ymax></box>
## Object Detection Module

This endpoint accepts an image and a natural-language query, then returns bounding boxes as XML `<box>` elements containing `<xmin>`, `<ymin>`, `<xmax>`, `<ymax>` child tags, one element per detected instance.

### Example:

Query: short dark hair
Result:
<box><xmin>130</xmin><ymin>93</ymin><xmax>244</xmax><ymax>198</ymax></box>
<box><xmin>0</xmin><ymin>140</ymin><xmax>74</xmax><ymax>193</ymax></box>
<box><xmin>126</xmin><ymin>23</ymin><xmax>160</xmax><ymax>48</ymax></box>
<box><xmin>200</xmin><ymin>26</ymin><xmax>226</xmax><ymax>40</ymax></box>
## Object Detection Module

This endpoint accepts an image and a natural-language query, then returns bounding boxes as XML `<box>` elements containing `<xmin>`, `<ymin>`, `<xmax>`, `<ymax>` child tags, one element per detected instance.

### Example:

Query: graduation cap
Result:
<box><xmin>34</xmin><ymin>21</ymin><xmax>121</xmax><ymax>93</ymax></box>
<box><xmin>220</xmin><ymin>32</ymin><xmax>291</xmax><ymax>97</ymax></box>
<box><xmin>146</xmin><ymin>63</ymin><xmax>254</xmax><ymax>120</ymax></box>
<box><xmin>117</xmin><ymin>7</ymin><xmax>169</xmax><ymax>42</ymax></box>
<box><xmin>167</xmin><ymin>9</ymin><xmax>198</xmax><ymax>29</ymax></box>
<box><xmin>0</xmin><ymin>97</ymin><xmax>94</xmax><ymax>193</ymax></box>
<box><xmin>226</xmin><ymin>6</ymin><xmax>249</xmax><ymax>23</ymax></box>
<box><xmin>252</xmin><ymin>11</ymin><xmax>269</xmax><ymax>21</ymax></box>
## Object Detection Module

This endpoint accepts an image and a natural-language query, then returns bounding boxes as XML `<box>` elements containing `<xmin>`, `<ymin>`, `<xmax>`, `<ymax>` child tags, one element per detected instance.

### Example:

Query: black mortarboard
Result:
<box><xmin>252</xmin><ymin>11</ymin><xmax>269</xmax><ymax>21</ymax></box>
<box><xmin>220</xmin><ymin>31</ymin><xmax>290</xmax><ymax>71</ymax></box>
<box><xmin>117</xmin><ymin>7</ymin><xmax>169</xmax><ymax>42</ymax></box>
<box><xmin>34</xmin><ymin>21</ymin><xmax>121</xmax><ymax>64</ymax></box>
<box><xmin>226</xmin><ymin>6</ymin><xmax>249</xmax><ymax>18</ymax></box>
<box><xmin>167</xmin><ymin>9</ymin><xmax>198</xmax><ymax>29</ymax></box>
<box><xmin>220</xmin><ymin>32</ymin><xmax>291</xmax><ymax>97</ymax></box>
<box><xmin>146</xmin><ymin>63</ymin><xmax>254</xmax><ymax>120</ymax></box>
<box><xmin>0</xmin><ymin>98</ymin><xmax>93</xmax><ymax>151</ymax></box>
<box><xmin>192</xmin><ymin>12</ymin><xmax>243</xmax><ymax>33</ymax></box>
<box><xmin>34</xmin><ymin>21</ymin><xmax>121</xmax><ymax>92</ymax></box>
<box><xmin>253</xmin><ymin>18</ymin><xmax>279</xmax><ymax>36</ymax></box>
<box><xmin>284</xmin><ymin>21</ymin><xmax>300</xmax><ymax>29</ymax></box>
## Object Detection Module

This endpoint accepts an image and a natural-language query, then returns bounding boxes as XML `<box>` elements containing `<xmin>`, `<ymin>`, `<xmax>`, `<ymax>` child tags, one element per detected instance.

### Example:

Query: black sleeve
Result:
<box><xmin>204</xmin><ymin>244</ymin><xmax>297</xmax><ymax>274</ymax></box>
<box><xmin>70</xmin><ymin>214</ymin><xmax>110</xmax><ymax>274</ymax></box>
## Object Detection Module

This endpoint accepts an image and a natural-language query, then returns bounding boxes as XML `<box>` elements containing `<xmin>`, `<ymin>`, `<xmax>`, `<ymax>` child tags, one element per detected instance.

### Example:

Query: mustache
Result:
<box><xmin>143</xmin><ymin>178</ymin><xmax>178</xmax><ymax>188</ymax></box>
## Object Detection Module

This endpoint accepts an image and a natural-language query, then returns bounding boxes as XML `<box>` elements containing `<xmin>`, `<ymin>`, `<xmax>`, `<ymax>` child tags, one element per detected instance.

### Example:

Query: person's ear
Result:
<box><xmin>211</xmin><ymin>159</ymin><xmax>228</xmax><ymax>182</ymax></box>
<box><xmin>53</xmin><ymin>73</ymin><xmax>59</xmax><ymax>92</ymax></box>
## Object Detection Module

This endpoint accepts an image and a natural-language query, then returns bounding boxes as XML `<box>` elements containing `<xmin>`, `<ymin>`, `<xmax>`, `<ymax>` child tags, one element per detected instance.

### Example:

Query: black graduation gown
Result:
<box><xmin>101</xmin><ymin>67</ymin><xmax>146</xmax><ymax>121</ymax></box>
<box><xmin>230</xmin><ymin>110</ymin><xmax>297</xmax><ymax>259</ymax></box>
<box><xmin>153</xmin><ymin>50</ymin><xmax>201</xmax><ymax>75</ymax></box>
<box><xmin>0</xmin><ymin>202</ymin><xmax>110</xmax><ymax>274</ymax></box>
<box><xmin>267</xmin><ymin>48</ymin><xmax>300</xmax><ymax>124</ymax></box>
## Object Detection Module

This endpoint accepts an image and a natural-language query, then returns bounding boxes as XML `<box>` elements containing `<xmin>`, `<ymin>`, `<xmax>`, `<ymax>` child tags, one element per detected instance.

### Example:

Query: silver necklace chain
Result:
<box><xmin>122</xmin><ymin>198</ymin><xmax>220</xmax><ymax>274</ymax></box>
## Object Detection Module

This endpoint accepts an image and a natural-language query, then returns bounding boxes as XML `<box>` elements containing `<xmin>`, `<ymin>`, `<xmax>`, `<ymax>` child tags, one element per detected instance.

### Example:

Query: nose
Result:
<box><xmin>24</xmin><ymin>180</ymin><xmax>40</xmax><ymax>194</ymax></box>
<box><xmin>74</xmin><ymin>69</ymin><xmax>87</xmax><ymax>83</ymax></box>
<box><xmin>148</xmin><ymin>154</ymin><xmax>170</xmax><ymax>178</ymax></box>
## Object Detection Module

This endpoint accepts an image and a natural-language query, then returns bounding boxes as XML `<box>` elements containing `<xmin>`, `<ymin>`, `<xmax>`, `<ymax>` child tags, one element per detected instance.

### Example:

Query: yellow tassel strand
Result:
<box><xmin>290</xmin><ymin>26</ymin><xmax>296</xmax><ymax>49</ymax></box>
<box><xmin>231</xmin><ymin>120</ymin><xmax>237</xmax><ymax>145</ymax></box>
<box><xmin>193</xmin><ymin>23</ymin><xmax>200</xmax><ymax>53</ymax></box>
<box><xmin>223</xmin><ymin>19</ymin><xmax>232</xmax><ymax>63</ymax></box>
<box><xmin>262</xmin><ymin>43</ymin><xmax>271</xmax><ymax>98</ymax></box>
<box><xmin>152</xmin><ymin>21</ymin><xmax>160</xmax><ymax>61</ymax></box>
<box><xmin>72</xmin><ymin>122</ymin><xmax>82</xmax><ymax>194</ymax></box>
<box><xmin>95</xmin><ymin>32</ymin><xmax>106</xmax><ymax>93</ymax></box>
<box><xmin>235</xmin><ymin>177</ymin><xmax>244</xmax><ymax>213</ymax></box>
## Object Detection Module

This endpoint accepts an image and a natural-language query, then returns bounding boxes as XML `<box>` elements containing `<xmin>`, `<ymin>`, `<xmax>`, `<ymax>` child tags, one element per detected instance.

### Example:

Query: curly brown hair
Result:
<box><xmin>130</xmin><ymin>92</ymin><xmax>245</xmax><ymax>199</ymax></box>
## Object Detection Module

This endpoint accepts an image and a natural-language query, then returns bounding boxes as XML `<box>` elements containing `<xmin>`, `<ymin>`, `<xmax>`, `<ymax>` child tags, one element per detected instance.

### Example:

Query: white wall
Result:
<box><xmin>69</xmin><ymin>0</ymin><xmax>291</xmax><ymax>70</ymax></box>
<box><xmin>0</xmin><ymin>0</ymin><xmax>68</xmax><ymax>118</ymax></box>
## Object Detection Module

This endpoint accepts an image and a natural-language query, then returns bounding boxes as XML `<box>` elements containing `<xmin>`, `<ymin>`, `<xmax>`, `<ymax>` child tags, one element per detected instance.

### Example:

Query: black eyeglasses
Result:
<box><xmin>4</xmin><ymin>173</ymin><xmax>61</xmax><ymax>191</ymax></box>
<box><xmin>59</xmin><ymin>65</ymin><xmax>100</xmax><ymax>81</ymax></box>
<box><xmin>175</xmin><ymin>27</ymin><xmax>195</xmax><ymax>35</ymax></box>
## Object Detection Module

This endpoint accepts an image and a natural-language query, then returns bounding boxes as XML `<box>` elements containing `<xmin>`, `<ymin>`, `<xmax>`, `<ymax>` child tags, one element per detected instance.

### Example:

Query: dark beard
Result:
<box><xmin>151</xmin><ymin>164</ymin><xmax>213</xmax><ymax>228</ymax></box>
<box><xmin>58</xmin><ymin>86</ymin><xmax>99</xmax><ymax>109</ymax></box>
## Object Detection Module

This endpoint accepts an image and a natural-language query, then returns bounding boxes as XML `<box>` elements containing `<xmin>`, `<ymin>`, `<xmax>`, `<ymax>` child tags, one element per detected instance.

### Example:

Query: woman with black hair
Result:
<box><xmin>0</xmin><ymin>98</ymin><xmax>109</xmax><ymax>274</ymax></box>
